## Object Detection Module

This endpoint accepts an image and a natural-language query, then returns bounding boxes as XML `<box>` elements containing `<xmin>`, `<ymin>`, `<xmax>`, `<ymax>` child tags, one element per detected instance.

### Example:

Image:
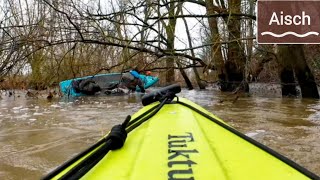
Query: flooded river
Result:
<box><xmin>0</xmin><ymin>87</ymin><xmax>319</xmax><ymax>179</ymax></box>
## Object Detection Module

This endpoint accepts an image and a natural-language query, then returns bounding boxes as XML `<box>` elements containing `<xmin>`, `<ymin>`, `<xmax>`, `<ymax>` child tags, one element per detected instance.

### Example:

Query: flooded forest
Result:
<box><xmin>1</xmin><ymin>0</ymin><xmax>320</xmax><ymax>179</ymax></box>
<box><xmin>0</xmin><ymin>0</ymin><xmax>319</xmax><ymax>98</ymax></box>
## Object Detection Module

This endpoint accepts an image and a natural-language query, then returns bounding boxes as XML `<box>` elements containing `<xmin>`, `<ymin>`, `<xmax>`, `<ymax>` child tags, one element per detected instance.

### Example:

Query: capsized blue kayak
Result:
<box><xmin>59</xmin><ymin>73</ymin><xmax>159</xmax><ymax>97</ymax></box>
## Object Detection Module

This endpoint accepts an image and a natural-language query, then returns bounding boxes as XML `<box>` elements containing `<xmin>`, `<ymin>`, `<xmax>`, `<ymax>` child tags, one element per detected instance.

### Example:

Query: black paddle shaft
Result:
<box><xmin>141</xmin><ymin>84</ymin><xmax>181</xmax><ymax>106</ymax></box>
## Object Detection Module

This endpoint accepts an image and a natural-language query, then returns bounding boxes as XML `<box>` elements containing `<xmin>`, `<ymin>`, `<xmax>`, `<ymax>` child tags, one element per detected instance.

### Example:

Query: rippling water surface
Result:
<box><xmin>0</xmin><ymin>88</ymin><xmax>319</xmax><ymax>179</ymax></box>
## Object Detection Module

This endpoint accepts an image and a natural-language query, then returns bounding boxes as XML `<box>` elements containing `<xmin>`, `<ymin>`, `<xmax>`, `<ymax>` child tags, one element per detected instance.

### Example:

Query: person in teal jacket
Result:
<box><xmin>119</xmin><ymin>69</ymin><xmax>145</xmax><ymax>93</ymax></box>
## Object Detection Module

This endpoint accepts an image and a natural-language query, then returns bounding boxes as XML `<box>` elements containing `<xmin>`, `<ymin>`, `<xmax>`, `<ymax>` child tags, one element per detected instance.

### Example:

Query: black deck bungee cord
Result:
<box><xmin>125</xmin><ymin>97</ymin><xmax>169</xmax><ymax>133</ymax></box>
<box><xmin>58</xmin><ymin>98</ymin><xmax>169</xmax><ymax>180</ymax></box>
<box><xmin>42</xmin><ymin>104</ymin><xmax>160</xmax><ymax>180</ymax></box>
<box><xmin>126</xmin><ymin>104</ymin><xmax>160</xmax><ymax>127</ymax></box>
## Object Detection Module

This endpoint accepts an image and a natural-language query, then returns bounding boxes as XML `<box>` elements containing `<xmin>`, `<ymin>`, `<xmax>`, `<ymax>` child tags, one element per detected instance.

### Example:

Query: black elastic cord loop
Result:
<box><xmin>122</xmin><ymin>115</ymin><xmax>131</xmax><ymax>127</ymax></box>
<box><xmin>105</xmin><ymin>124</ymin><xmax>127</xmax><ymax>150</ymax></box>
<box><xmin>158</xmin><ymin>91</ymin><xmax>176</xmax><ymax>103</ymax></box>
<box><xmin>66</xmin><ymin>99</ymin><xmax>168</xmax><ymax>178</ymax></box>
<box><xmin>43</xmin><ymin>98</ymin><xmax>168</xmax><ymax>180</ymax></box>
<box><xmin>106</xmin><ymin>115</ymin><xmax>131</xmax><ymax>150</ymax></box>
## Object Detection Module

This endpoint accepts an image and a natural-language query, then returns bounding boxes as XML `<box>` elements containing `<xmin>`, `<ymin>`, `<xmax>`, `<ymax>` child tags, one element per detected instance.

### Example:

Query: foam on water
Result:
<box><xmin>33</xmin><ymin>113</ymin><xmax>43</xmax><ymax>116</ymax></box>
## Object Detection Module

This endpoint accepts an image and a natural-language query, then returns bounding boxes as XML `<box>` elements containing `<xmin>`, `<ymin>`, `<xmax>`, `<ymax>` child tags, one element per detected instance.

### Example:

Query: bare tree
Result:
<box><xmin>182</xmin><ymin>10</ymin><xmax>206</xmax><ymax>89</ymax></box>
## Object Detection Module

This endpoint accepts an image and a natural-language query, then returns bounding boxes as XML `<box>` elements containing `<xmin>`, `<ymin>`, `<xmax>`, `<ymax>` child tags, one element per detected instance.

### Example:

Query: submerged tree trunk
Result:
<box><xmin>291</xmin><ymin>45</ymin><xmax>319</xmax><ymax>98</ymax></box>
<box><xmin>182</xmin><ymin>14</ymin><xmax>205</xmax><ymax>89</ymax></box>
<box><xmin>280</xmin><ymin>67</ymin><xmax>298</xmax><ymax>97</ymax></box>
<box><xmin>205</xmin><ymin>0</ymin><xmax>227</xmax><ymax>90</ymax></box>
<box><xmin>164</xmin><ymin>0</ymin><xmax>179</xmax><ymax>84</ymax></box>
<box><xmin>176</xmin><ymin>61</ymin><xmax>193</xmax><ymax>89</ymax></box>
<box><xmin>162</xmin><ymin>0</ymin><xmax>184</xmax><ymax>85</ymax></box>
<box><xmin>225</xmin><ymin>0</ymin><xmax>248</xmax><ymax>92</ymax></box>
<box><xmin>192</xmin><ymin>65</ymin><xmax>206</xmax><ymax>89</ymax></box>
<box><xmin>277</xmin><ymin>45</ymin><xmax>298</xmax><ymax>96</ymax></box>
<box><xmin>277</xmin><ymin>45</ymin><xmax>319</xmax><ymax>98</ymax></box>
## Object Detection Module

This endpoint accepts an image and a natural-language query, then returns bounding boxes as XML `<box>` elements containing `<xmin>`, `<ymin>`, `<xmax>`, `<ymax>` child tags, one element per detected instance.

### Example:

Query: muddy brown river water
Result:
<box><xmin>0</xmin><ymin>87</ymin><xmax>319</xmax><ymax>179</ymax></box>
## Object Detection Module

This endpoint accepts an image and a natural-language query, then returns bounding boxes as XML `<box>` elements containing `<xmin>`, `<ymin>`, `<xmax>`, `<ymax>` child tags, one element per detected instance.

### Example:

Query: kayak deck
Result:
<box><xmin>46</xmin><ymin>97</ymin><xmax>318</xmax><ymax>180</ymax></box>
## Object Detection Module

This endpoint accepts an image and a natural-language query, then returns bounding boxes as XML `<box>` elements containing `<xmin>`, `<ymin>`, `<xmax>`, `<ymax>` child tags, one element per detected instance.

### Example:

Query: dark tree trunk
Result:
<box><xmin>182</xmin><ymin>14</ymin><xmax>205</xmax><ymax>89</ymax></box>
<box><xmin>193</xmin><ymin>66</ymin><xmax>206</xmax><ymax>89</ymax></box>
<box><xmin>165</xmin><ymin>57</ymin><xmax>175</xmax><ymax>85</ymax></box>
<box><xmin>166</xmin><ymin>29</ymin><xmax>175</xmax><ymax>85</ymax></box>
<box><xmin>280</xmin><ymin>67</ymin><xmax>297</xmax><ymax>97</ymax></box>
<box><xmin>277</xmin><ymin>45</ymin><xmax>319</xmax><ymax>98</ymax></box>
<box><xmin>295</xmin><ymin>67</ymin><xmax>319</xmax><ymax>98</ymax></box>
<box><xmin>177</xmin><ymin>61</ymin><xmax>193</xmax><ymax>90</ymax></box>
<box><xmin>291</xmin><ymin>45</ymin><xmax>319</xmax><ymax>98</ymax></box>
<box><xmin>164</xmin><ymin>0</ymin><xmax>183</xmax><ymax>85</ymax></box>
<box><xmin>277</xmin><ymin>45</ymin><xmax>298</xmax><ymax>97</ymax></box>
<box><xmin>205</xmin><ymin>0</ymin><xmax>226</xmax><ymax>90</ymax></box>
<box><xmin>224</xmin><ymin>61</ymin><xmax>249</xmax><ymax>92</ymax></box>
<box><xmin>224</xmin><ymin>0</ymin><xmax>248</xmax><ymax>92</ymax></box>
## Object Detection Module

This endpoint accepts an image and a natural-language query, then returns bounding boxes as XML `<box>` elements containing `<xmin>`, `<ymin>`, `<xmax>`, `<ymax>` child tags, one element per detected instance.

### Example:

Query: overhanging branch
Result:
<box><xmin>148</xmin><ymin>13</ymin><xmax>256</xmax><ymax>20</ymax></box>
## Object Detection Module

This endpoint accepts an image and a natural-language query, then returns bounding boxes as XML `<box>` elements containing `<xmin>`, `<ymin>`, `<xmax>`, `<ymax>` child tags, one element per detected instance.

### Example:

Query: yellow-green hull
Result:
<box><xmin>45</xmin><ymin>98</ymin><xmax>318</xmax><ymax>180</ymax></box>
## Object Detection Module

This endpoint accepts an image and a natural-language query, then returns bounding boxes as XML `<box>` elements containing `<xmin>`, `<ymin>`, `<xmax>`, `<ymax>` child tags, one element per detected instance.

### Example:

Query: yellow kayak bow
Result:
<box><xmin>43</xmin><ymin>84</ymin><xmax>319</xmax><ymax>180</ymax></box>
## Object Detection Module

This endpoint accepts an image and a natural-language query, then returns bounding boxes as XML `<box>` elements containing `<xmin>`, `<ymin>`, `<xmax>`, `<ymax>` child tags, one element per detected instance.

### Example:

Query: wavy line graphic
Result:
<box><xmin>261</xmin><ymin>31</ymin><xmax>319</xmax><ymax>38</ymax></box>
